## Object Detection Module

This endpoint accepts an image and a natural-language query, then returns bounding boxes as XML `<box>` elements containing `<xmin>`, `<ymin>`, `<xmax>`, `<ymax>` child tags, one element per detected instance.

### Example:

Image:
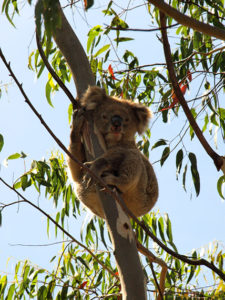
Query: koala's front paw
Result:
<box><xmin>102</xmin><ymin>174</ymin><xmax>116</xmax><ymax>186</ymax></box>
<box><xmin>70</xmin><ymin>109</ymin><xmax>86</xmax><ymax>142</ymax></box>
<box><xmin>82</xmin><ymin>161</ymin><xmax>95</xmax><ymax>188</ymax></box>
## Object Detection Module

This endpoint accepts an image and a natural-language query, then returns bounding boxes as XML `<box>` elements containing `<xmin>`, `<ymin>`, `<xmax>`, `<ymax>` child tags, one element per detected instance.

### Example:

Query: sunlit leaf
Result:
<box><xmin>7</xmin><ymin>153</ymin><xmax>21</xmax><ymax>160</ymax></box>
<box><xmin>6</xmin><ymin>283</ymin><xmax>15</xmax><ymax>300</ymax></box>
<box><xmin>94</xmin><ymin>44</ymin><xmax>110</xmax><ymax>57</ymax></box>
<box><xmin>158</xmin><ymin>217</ymin><xmax>166</xmax><ymax>242</ymax></box>
<box><xmin>217</xmin><ymin>176</ymin><xmax>225</xmax><ymax>200</ymax></box>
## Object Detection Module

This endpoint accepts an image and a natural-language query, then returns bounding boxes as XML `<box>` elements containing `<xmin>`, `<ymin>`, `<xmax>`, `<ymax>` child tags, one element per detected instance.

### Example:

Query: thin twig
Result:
<box><xmin>105</xmin><ymin>22</ymin><xmax>178</xmax><ymax>32</ymax></box>
<box><xmin>149</xmin><ymin>263</ymin><xmax>163</xmax><ymax>300</ymax></box>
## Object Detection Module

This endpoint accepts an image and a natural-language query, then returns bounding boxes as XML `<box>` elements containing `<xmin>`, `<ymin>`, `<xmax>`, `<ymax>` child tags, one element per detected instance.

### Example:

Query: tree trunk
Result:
<box><xmin>44</xmin><ymin>1</ymin><xmax>147</xmax><ymax>298</ymax></box>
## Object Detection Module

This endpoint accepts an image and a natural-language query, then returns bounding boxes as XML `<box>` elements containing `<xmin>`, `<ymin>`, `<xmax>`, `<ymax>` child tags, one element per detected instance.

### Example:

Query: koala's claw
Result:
<box><xmin>82</xmin><ymin>162</ymin><xmax>95</xmax><ymax>188</ymax></box>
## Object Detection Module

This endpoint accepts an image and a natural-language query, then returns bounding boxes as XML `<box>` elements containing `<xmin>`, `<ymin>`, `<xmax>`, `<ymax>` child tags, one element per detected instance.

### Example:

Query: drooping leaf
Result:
<box><xmin>176</xmin><ymin>149</ymin><xmax>183</xmax><ymax>179</ymax></box>
<box><xmin>160</xmin><ymin>147</ymin><xmax>170</xmax><ymax>166</ymax></box>
<box><xmin>45</xmin><ymin>80</ymin><xmax>54</xmax><ymax>107</ymax></box>
<box><xmin>189</xmin><ymin>152</ymin><xmax>200</xmax><ymax>196</ymax></box>
<box><xmin>217</xmin><ymin>176</ymin><xmax>225</xmax><ymax>200</ymax></box>
<box><xmin>0</xmin><ymin>134</ymin><xmax>4</xmax><ymax>152</ymax></box>
<box><xmin>158</xmin><ymin>217</ymin><xmax>166</xmax><ymax>243</ymax></box>
<box><xmin>6</xmin><ymin>283</ymin><xmax>15</xmax><ymax>300</ymax></box>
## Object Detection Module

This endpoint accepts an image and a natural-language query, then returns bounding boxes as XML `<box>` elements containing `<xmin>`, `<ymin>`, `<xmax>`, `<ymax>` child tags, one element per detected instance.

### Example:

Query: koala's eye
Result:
<box><xmin>102</xmin><ymin>113</ymin><xmax>107</xmax><ymax>120</ymax></box>
<box><xmin>125</xmin><ymin>117</ymin><xmax>130</xmax><ymax>122</ymax></box>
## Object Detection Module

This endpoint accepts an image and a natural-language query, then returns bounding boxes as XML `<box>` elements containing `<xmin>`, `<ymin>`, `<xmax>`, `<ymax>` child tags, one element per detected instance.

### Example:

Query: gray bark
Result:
<box><xmin>47</xmin><ymin>1</ymin><xmax>147</xmax><ymax>298</ymax></box>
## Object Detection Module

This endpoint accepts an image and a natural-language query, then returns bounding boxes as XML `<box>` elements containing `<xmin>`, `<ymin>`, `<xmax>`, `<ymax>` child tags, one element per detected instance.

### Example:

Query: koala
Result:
<box><xmin>67</xmin><ymin>86</ymin><xmax>158</xmax><ymax>218</ymax></box>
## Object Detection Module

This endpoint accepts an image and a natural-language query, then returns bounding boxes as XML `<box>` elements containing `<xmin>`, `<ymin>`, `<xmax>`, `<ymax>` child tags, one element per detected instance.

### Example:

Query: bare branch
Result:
<box><xmin>148</xmin><ymin>0</ymin><xmax>225</xmax><ymax>41</ymax></box>
<box><xmin>0</xmin><ymin>177</ymin><xmax>118</xmax><ymax>280</ymax></box>
<box><xmin>159</xmin><ymin>12</ymin><xmax>225</xmax><ymax>172</ymax></box>
<box><xmin>35</xmin><ymin>31</ymin><xmax>77</xmax><ymax>107</ymax></box>
<box><xmin>110</xmin><ymin>188</ymin><xmax>225</xmax><ymax>282</ymax></box>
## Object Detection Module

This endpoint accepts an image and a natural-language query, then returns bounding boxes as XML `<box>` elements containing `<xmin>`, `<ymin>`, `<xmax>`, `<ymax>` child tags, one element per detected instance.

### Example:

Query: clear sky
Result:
<box><xmin>0</xmin><ymin>0</ymin><xmax>224</xmax><ymax>285</ymax></box>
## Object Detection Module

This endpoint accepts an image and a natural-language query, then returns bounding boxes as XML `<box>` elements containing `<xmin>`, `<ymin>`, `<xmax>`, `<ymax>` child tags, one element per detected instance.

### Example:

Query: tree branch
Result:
<box><xmin>0</xmin><ymin>177</ymin><xmax>118</xmax><ymax>280</ymax></box>
<box><xmin>148</xmin><ymin>0</ymin><xmax>225</xmax><ymax>41</ymax></box>
<box><xmin>52</xmin><ymin>2</ymin><xmax>95</xmax><ymax>98</ymax></box>
<box><xmin>35</xmin><ymin>31</ymin><xmax>77</xmax><ymax>107</ymax></box>
<box><xmin>159</xmin><ymin>12</ymin><xmax>225</xmax><ymax>173</ymax></box>
<box><xmin>114</xmin><ymin>191</ymin><xmax>225</xmax><ymax>282</ymax></box>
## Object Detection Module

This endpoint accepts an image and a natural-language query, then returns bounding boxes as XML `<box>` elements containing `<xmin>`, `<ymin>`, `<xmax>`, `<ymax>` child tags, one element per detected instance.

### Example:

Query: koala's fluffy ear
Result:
<box><xmin>132</xmin><ymin>103</ymin><xmax>153</xmax><ymax>134</ymax></box>
<box><xmin>80</xmin><ymin>86</ymin><xmax>107</xmax><ymax>110</ymax></box>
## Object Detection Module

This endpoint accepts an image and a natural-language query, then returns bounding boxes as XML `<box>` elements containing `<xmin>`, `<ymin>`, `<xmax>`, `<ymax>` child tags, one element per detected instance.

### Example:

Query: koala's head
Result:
<box><xmin>81</xmin><ymin>86</ymin><xmax>152</xmax><ymax>146</ymax></box>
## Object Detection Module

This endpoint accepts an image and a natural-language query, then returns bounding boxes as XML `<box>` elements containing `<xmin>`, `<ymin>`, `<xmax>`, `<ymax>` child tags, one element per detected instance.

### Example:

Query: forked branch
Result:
<box><xmin>159</xmin><ymin>12</ymin><xmax>225</xmax><ymax>174</ymax></box>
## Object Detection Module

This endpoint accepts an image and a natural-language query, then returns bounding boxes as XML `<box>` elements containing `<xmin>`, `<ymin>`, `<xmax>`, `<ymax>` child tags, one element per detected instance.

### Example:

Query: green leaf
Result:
<box><xmin>165</xmin><ymin>214</ymin><xmax>173</xmax><ymax>243</ymax></box>
<box><xmin>0</xmin><ymin>275</ymin><xmax>7</xmax><ymax>295</ymax></box>
<box><xmin>85</xmin><ymin>0</ymin><xmax>94</xmax><ymax>10</ymax></box>
<box><xmin>7</xmin><ymin>153</ymin><xmax>21</xmax><ymax>160</ymax></box>
<box><xmin>35</xmin><ymin>0</ymin><xmax>43</xmax><ymax>37</ymax></box>
<box><xmin>2</xmin><ymin>0</ymin><xmax>16</xmax><ymax>27</ymax></box>
<box><xmin>21</xmin><ymin>175</ymin><xmax>31</xmax><ymax>191</ymax></box>
<box><xmin>37</xmin><ymin>285</ymin><xmax>47</xmax><ymax>300</ymax></box>
<box><xmin>218</xmin><ymin>108</ymin><xmax>225</xmax><ymax>120</ymax></box>
<box><xmin>160</xmin><ymin>146</ymin><xmax>170</xmax><ymax>166</ymax></box>
<box><xmin>187</xmin><ymin>266</ymin><xmax>196</xmax><ymax>284</ymax></box>
<box><xmin>0</xmin><ymin>134</ymin><xmax>4</xmax><ymax>152</ymax></box>
<box><xmin>217</xmin><ymin>176</ymin><xmax>225</xmax><ymax>199</ymax></box>
<box><xmin>6</xmin><ymin>283</ymin><xmax>15</xmax><ymax>300</ymax></box>
<box><xmin>87</xmin><ymin>25</ymin><xmax>103</xmax><ymax>53</ymax></box>
<box><xmin>188</xmin><ymin>152</ymin><xmax>200</xmax><ymax>196</ymax></box>
<box><xmin>77</xmin><ymin>256</ymin><xmax>90</xmax><ymax>270</ymax></box>
<box><xmin>45</xmin><ymin>80</ymin><xmax>54</xmax><ymax>107</ymax></box>
<box><xmin>94</xmin><ymin>44</ymin><xmax>110</xmax><ymax>57</ymax></box>
<box><xmin>114</xmin><ymin>37</ymin><xmax>134</xmax><ymax>43</ymax></box>
<box><xmin>151</xmin><ymin>139</ymin><xmax>167</xmax><ymax>150</ymax></box>
<box><xmin>158</xmin><ymin>217</ymin><xmax>166</xmax><ymax>242</ymax></box>
<box><xmin>47</xmin><ymin>217</ymin><xmax>50</xmax><ymax>237</ymax></box>
<box><xmin>193</xmin><ymin>31</ymin><xmax>202</xmax><ymax>50</ymax></box>
<box><xmin>55</xmin><ymin>212</ymin><xmax>60</xmax><ymax>237</ymax></box>
<box><xmin>176</xmin><ymin>149</ymin><xmax>183</xmax><ymax>179</ymax></box>
<box><xmin>182</xmin><ymin>164</ymin><xmax>188</xmax><ymax>192</ymax></box>
<box><xmin>68</xmin><ymin>103</ymin><xmax>73</xmax><ymax>124</ymax></box>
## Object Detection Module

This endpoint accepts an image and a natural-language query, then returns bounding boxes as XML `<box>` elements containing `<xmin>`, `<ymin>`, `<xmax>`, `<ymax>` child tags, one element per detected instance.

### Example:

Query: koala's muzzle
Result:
<box><xmin>111</xmin><ymin>115</ymin><xmax>122</xmax><ymax>132</ymax></box>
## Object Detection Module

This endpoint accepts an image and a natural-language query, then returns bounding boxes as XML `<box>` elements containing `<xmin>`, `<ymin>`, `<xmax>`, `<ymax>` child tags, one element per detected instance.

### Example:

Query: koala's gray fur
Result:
<box><xmin>67</xmin><ymin>86</ymin><xmax>158</xmax><ymax>218</ymax></box>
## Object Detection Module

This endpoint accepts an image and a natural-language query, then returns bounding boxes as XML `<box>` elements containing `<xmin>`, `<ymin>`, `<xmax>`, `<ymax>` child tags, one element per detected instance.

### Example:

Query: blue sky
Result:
<box><xmin>0</xmin><ymin>0</ymin><xmax>224</xmax><ymax>286</ymax></box>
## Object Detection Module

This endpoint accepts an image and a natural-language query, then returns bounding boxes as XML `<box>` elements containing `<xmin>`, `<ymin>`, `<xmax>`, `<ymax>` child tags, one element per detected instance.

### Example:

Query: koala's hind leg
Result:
<box><xmin>67</xmin><ymin>110</ymin><xmax>86</xmax><ymax>182</ymax></box>
<box><xmin>84</xmin><ymin>151</ymin><xmax>141</xmax><ymax>192</ymax></box>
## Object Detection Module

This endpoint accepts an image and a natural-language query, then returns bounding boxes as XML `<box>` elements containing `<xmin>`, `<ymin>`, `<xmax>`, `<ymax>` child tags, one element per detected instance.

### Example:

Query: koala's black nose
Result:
<box><xmin>111</xmin><ymin>115</ymin><xmax>122</xmax><ymax>128</ymax></box>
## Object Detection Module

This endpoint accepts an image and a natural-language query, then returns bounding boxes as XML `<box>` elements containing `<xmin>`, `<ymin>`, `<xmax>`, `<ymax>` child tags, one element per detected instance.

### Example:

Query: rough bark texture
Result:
<box><xmin>49</xmin><ymin>2</ymin><xmax>147</xmax><ymax>298</ymax></box>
